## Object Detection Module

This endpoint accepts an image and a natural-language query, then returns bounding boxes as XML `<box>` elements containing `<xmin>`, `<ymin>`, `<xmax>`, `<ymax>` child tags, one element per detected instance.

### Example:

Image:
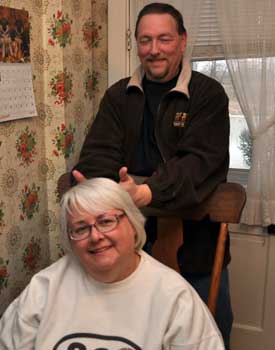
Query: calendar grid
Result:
<box><xmin>0</xmin><ymin>63</ymin><xmax>37</xmax><ymax>123</ymax></box>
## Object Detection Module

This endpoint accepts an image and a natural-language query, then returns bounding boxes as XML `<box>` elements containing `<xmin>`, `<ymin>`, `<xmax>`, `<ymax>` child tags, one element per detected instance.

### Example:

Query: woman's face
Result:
<box><xmin>68</xmin><ymin>208</ymin><xmax>139</xmax><ymax>283</ymax></box>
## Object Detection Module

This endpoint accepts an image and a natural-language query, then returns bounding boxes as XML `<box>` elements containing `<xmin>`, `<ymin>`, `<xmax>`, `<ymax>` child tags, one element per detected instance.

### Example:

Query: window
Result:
<box><xmin>190</xmin><ymin>0</ymin><xmax>252</xmax><ymax>177</ymax></box>
<box><xmin>192</xmin><ymin>60</ymin><xmax>251</xmax><ymax>170</ymax></box>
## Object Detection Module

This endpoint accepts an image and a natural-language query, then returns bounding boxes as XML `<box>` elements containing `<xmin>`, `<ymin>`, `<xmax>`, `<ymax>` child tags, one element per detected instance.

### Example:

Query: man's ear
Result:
<box><xmin>181</xmin><ymin>33</ymin><xmax>187</xmax><ymax>54</ymax></box>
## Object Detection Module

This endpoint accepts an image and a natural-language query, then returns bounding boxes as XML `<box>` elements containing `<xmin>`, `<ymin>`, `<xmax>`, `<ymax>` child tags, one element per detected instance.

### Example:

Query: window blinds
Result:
<box><xmin>191</xmin><ymin>0</ymin><xmax>224</xmax><ymax>60</ymax></box>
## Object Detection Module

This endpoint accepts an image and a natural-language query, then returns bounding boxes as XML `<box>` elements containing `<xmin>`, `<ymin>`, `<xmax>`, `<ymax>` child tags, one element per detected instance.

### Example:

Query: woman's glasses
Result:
<box><xmin>69</xmin><ymin>213</ymin><xmax>125</xmax><ymax>241</ymax></box>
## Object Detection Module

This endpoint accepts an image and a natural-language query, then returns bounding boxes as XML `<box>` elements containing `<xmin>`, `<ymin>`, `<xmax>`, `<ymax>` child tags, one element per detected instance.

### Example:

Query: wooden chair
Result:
<box><xmin>140</xmin><ymin>182</ymin><xmax>246</xmax><ymax>316</ymax></box>
<box><xmin>57</xmin><ymin>173</ymin><xmax>246</xmax><ymax>316</ymax></box>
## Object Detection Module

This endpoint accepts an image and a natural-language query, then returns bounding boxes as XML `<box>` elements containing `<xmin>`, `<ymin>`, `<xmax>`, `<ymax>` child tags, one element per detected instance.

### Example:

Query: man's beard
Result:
<box><xmin>146</xmin><ymin>58</ymin><xmax>169</xmax><ymax>81</ymax></box>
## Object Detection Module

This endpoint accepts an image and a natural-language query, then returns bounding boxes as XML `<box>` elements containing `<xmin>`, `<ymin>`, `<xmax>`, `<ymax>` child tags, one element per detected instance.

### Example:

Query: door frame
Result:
<box><xmin>108</xmin><ymin>0</ymin><xmax>130</xmax><ymax>86</ymax></box>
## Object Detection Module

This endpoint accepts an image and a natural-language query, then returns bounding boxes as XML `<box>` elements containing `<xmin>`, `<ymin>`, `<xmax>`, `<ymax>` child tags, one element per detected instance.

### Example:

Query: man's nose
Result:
<box><xmin>150</xmin><ymin>39</ymin><xmax>160</xmax><ymax>55</ymax></box>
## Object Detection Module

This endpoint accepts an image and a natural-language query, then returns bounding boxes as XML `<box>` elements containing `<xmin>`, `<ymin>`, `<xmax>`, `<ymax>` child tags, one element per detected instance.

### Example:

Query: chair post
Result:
<box><xmin>152</xmin><ymin>217</ymin><xmax>183</xmax><ymax>272</ymax></box>
<box><xmin>207</xmin><ymin>222</ymin><xmax>229</xmax><ymax>315</ymax></box>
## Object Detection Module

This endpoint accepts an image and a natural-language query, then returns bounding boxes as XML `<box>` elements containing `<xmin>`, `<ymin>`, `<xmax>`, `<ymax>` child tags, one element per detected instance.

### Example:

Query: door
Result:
<box><xmin>229</xmin><ymin>228</ymin><xmax>275</xmax><ymax>350</ymax></box>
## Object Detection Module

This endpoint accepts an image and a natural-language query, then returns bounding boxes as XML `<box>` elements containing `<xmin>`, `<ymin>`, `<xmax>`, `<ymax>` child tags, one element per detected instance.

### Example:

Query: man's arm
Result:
<box><xmin>71</xmin><ymin>85</ymin><xmax>125</xmax><ymax>186</ymax></box>
<box><xmin>145</xmin><ymin>78</ymin><xmax>230</xmax><ymax>211</ymax></box>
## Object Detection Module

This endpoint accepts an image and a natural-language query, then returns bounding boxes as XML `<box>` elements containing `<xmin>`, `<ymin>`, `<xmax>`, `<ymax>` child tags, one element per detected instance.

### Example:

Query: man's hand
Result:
<box><xmin>72</xmin><ymin>170</ymin><xmax>87</xmax><ymax>183</ymax></box>
<box><xmin>119</xmin><ymin>167</ymin><xmax>152</xmax><ymax>207</ymax></box>
<box><xmin>72</xmin><ymin>167</ymin><xmax>152</xmax><ymax>207</ymax></box>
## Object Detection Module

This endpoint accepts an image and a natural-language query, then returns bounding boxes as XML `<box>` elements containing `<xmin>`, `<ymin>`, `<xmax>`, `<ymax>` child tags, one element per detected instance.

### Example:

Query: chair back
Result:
<box><xmin>142</xmin><ymin>182</ymin><xmax>246</xmax><ymax>316</ymax></box>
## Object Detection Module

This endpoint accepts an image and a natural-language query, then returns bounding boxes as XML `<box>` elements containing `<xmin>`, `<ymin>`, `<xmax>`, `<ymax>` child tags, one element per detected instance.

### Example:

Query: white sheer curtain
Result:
<box><xmin>131</xmin><ymin>0</ymin><xmax>203</xmax><ymax>58</ymax></box>
<box><xmin>216</xmin><ymin>0</ymin><xmax>275</xmax><ymax>226</ymax></box>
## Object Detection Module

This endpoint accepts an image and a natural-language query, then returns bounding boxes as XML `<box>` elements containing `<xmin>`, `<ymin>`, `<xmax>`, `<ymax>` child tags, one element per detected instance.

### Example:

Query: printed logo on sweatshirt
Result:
<box><xmin>52</xmin><ymin>332</ymin><xmax>142</xmax><ymax>350</ymax></box>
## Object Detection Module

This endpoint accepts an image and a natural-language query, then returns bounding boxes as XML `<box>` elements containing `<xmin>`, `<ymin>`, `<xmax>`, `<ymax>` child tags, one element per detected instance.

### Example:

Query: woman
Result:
<box><xmin>0</xmin><ymin>178</ymin><xmax>224</xmax><ymax>350</ymax></box>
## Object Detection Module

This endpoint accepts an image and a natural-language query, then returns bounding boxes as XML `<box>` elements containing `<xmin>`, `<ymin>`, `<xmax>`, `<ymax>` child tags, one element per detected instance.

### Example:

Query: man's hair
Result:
<box><xmin>135</xmin><ymin>2</ymin><xmax>186</xmax><ymax>38</ymax></box>
<box><xmin>60</xmin><ymin>178</ymin><xmax>146</xmax><ymax>252</ymax></box>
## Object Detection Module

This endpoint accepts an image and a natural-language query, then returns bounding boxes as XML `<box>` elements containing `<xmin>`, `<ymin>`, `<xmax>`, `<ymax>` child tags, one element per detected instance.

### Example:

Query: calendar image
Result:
<box><xmin>0</xmin><ymin>6</ymin><xmax>30</xmax><ymax>63</ymax></box>
<box><xmin>0</xmin><ymin>63</ymin><xmax>37</xmax><ymax>122</ymax></box>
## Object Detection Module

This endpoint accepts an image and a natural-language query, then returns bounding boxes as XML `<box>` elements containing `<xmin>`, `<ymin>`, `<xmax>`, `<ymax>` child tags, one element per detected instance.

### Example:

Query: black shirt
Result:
<box><xmin>131</xmin><ymin>73</ymin><xmax>180</xmax><ymax>247</ymax></box>
<box><xmin>131</xmin><ymin>73</ymin><xmax>179</xmax><ymax>176</ymax></box>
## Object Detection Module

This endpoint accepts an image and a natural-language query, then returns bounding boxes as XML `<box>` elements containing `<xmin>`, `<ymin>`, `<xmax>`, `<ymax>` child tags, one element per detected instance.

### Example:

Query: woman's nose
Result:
<box><xmin>88</xmin><ymin>226</ymin><xmax>105</xmax><ymax>242</ymax></box>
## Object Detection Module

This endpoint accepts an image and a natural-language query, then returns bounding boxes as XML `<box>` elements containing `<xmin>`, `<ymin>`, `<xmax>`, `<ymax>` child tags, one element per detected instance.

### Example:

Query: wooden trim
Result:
<box><xmin>108</xmin><ymin>0</ymin><xmax>130</xmax><ymax>86</ymax></box>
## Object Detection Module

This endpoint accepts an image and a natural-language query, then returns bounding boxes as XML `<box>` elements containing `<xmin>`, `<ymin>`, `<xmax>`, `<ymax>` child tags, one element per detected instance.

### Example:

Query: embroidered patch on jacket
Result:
<box><xmin>173</xmin><ymin>112</ymin><xmax>189</xmax><ymax>127</ymax></box>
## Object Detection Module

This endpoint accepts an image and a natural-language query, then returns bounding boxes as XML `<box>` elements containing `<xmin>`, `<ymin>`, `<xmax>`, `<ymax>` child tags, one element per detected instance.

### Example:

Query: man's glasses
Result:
<box><xmin>69</xmin><ymin>213</ymin><xmax>125</xmax><ymax>241</ymax></box>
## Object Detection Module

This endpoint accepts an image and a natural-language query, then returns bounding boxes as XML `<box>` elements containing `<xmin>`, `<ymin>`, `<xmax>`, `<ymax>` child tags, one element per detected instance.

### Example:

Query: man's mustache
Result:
<box><xmin>146</xmin><ymin>57</ymin><xmax>166</xmax><ymax>62</ymax></box>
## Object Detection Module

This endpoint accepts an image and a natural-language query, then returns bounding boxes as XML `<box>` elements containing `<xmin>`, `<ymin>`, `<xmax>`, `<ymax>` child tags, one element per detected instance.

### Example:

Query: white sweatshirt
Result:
<box><xmin>0</xmin><ymin>251</ymin><xmax>224</xmax><ymax>350</ymax></box>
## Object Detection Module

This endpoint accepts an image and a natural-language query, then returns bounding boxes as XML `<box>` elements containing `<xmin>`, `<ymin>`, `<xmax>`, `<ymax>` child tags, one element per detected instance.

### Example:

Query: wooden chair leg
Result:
<box><xmin>151</xmin><ymin>217</ymin><xmax>230</xmax><ymax>317</ymax></box>
<box><xmin>208</xmin><ymin>222</ymin><xmax>229</xmax><ymax>316</ymax></box>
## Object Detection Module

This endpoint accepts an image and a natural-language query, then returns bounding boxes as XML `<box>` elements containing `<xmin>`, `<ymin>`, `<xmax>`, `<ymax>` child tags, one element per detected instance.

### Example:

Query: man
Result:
<box><xmin>72</xmin><ymin>3</ymin><xmax>231</xmax><ymax>348</ymax></box>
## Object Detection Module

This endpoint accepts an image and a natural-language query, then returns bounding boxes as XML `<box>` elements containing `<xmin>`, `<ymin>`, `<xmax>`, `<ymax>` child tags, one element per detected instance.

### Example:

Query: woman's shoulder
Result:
<box><xmin>14</xmin><ymin>255</ymin><xmax>79</xmax><ymax>313</ymax></box>
<box><xmin>140</xmin><ymin>251</ymin><xmax>193</xmax><ymax>292</ymax></box>
<box><xmin>20</xmin><ymin>254</ymin><xmax>79</xmax><ymax>297</ymax></box>
<box><xmin>35</xmin><ymin>254</ymin><xmax>73</xmax><ymax>276</ymax></box>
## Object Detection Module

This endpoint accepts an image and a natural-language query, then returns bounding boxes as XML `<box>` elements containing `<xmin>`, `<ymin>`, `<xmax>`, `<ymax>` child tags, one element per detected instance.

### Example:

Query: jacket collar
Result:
<box><xmin>126</xmin><ymin>57</ymin><xmax>191</xmax><ymax>98</ymax></box>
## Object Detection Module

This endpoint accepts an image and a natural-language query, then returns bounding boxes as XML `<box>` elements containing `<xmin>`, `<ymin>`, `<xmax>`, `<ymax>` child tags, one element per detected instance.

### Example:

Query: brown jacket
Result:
<box><xmin>74</xmin><ymin>59</ymin><xmax>229</xmax><ymax>211</ymax></box>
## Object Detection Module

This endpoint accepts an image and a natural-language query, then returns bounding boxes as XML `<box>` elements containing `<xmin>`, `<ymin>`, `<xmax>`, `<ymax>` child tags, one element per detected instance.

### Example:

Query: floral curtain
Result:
<box><xmin>0</xmin><ymin>0</ymin><xmax>108</xmax><ymax>315</ymax></box>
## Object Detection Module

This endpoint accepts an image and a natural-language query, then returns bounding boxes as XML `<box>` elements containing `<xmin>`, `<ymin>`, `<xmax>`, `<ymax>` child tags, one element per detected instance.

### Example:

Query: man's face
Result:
<box><xmin>136</xmin><ymin>13</ymin><xmax>187</xmax><ymax>82</ymax></box>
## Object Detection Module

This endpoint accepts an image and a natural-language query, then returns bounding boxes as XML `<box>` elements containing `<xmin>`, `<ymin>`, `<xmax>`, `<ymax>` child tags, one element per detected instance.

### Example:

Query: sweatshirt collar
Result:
<box><xmin>127</xmin><ymin>57</ymin><xmax>191</xmax><ymax>98</ymax></box>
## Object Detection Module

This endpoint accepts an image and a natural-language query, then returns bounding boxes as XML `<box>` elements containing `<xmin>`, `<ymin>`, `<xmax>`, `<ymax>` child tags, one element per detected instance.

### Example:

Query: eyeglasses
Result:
<box><xmin>69</xmin><ymin>213</ymin><xmax>125</xmax><ymax>241</ymax></box>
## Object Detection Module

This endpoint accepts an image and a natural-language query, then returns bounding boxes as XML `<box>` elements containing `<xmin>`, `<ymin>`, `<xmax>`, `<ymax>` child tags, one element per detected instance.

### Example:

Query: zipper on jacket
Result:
<box><xmin>155</xmin><ymin>99</ymin><xmax>167</xmax><ymax>163</ymax></box>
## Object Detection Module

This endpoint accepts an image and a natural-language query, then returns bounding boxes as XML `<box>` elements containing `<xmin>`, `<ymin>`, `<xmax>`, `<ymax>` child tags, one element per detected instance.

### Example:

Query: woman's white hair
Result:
<box><xmin>60</xmin><ymin>178</ymin><xmax>146</xmax><ymax>251</ymax></box>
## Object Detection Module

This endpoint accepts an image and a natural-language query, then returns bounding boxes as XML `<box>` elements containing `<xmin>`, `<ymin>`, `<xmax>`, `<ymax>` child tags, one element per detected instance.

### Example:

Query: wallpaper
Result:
<box><xmin>0</xmin><ymin>0</ymin><xmax>108</xmax><ymax>315</ymax></box>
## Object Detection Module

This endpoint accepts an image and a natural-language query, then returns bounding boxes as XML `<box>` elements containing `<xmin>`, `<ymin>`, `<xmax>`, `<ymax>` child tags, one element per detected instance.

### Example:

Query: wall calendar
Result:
<box><xmin>0</xmin><ymin>63</ymin><xmax>37</xmax><ymax>122</ymax></box>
